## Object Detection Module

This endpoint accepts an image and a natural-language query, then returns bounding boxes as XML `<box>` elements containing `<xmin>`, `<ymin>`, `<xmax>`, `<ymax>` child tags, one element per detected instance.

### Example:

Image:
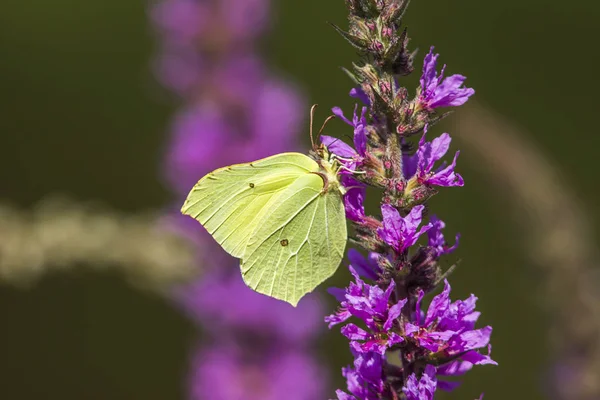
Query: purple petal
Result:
<box><xmin>429</xmin><ymin>75</ymin><xmax>475</xmax><ymax>108</ymax></box>
<box><xmin>378</xmin><ymin>204</ymin><xmax>402</xmax><ymax>247</ymax></box>
<box><xmin>353</xmin><ymin>351</ymin><xmax>385</xmax><ymax>388</ymax></box>
<box><xmin>403</xmin><ymin>205</ymin><xmax>426</xmax><ymax>233</ymax></box>
<box><xmin>456</xmin><ymin>325</ymin><xmax>493</xmax><ymax>351</ymax></box>
<box><xmin>426</xmin><ymin>330</ymin><xmax>456</xmax><ymax>342</ymax></box>
<box><xmin>419</xmin><ymin>46</ymin><xmax>474</xmax><ymax>109</ymax></box>
<box><xmin>325</xmin><ymin>309</ymin><xmax>351</xmax><ymax>328</ymax></box>
<box><xmin>342</xmin><ymin>324</ymin><xmax>369</xmax><ymax>341</ymax></box>
<box><xmin>425</xmin><ymin>280</ymin><xmax>452</xmax><ymax>326</ymax></box>
<box><xmin>350</xmin><ymin>86</ymin><xmax>371</xmax><ymax>106</ymax></box>
<box><xmin>387</xmin><ymin>332</ymin><xmax>404</xmax><ymax>347</ymax></box>
<box><xmin>347</xmin><ymin>249</ymin><xmax>378</xmax><ymax>281</ymax></box>
<box><xmin>320</xmin><ymin>135</ymin><xmax>358</xmax><ymax>159</ymax></box>
<box><xmin>427</xmin><ymin>215</ymin><xmax>460</xmax><ymax>257</ymax></box>
<box><xmin>402</xmin><ymin>364</ymin><xmax>437</xmax><ymax>400</ymax></box>
<box><xmin>353</xmin><ymin>106</ymin><xmax>368</xmax><ymax>157</ymax></box>
<box><xmin>437</xmin><ymin>360</ymin><xmax>473</xmax><ymax>376</ymax></box>
<box><xmin>384</xmin><ymin>299</ymin><xmax>406</xmax><ymax>331</ymax></box>
<box><xmin>420</xmin><ymin>47</ymin><xmax>440</xmax><ymax>94</ymax></box>
<box><xmin>327</xmin><ymin>287</ymin><xmax>347</xmax><ymax>302</ymax></box>
<box><xmin>427</xmin><ymin>151</ymin><xmax>464</xmax><ymax>187</ymax></box>
<box><xmin>342</xmin><ymin>176</ymin><xmax>366</xmax><ymax>222</ymax></box>
<box><xmin>332</xmin><ymin>106</ymin><xmax>353</xmax><ymax>126</ymax></box>
<box><xmin>415</xmin><ymin>290</ymin><xmax>425</xmax><ymax>325</ymax></box>
<box><xmin>404</xmin><ymin>323</ymin><xmax>420</xmax><ymax>336</ymax></box>
<box><xmin>336</xmin><ymin>390</ymin><xmax>356</xmax><ymax>400</ymax></box>
<box><xmin>437</xmin><ymin>380</ymin><xmax>462</xmax><ymax>392</ymax></box>
<box><xmin>418</xmin><ymin>133</ymin><xmax>452</xmax><ymax>174</ymax></box>
<box><xmin>461</xmin><ymin>350</ymin><xmax>498</xmax><ymax>366</ymax></box>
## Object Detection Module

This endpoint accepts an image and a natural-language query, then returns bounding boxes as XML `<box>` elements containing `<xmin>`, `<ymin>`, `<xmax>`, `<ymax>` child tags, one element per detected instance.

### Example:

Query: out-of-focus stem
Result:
<box><xmin>453</xmin><ymin>103</ymin><xmax>600</xmax><ymax>399</ymax></box>
<box><xmin>0</xmin><ymin>196</ymin><xmax>199</xmax><ymax>292</ymax></box>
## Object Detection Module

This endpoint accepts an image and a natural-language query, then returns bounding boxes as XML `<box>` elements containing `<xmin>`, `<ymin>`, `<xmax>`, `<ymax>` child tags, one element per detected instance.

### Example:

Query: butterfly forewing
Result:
<box><xmin>181</xmin><ymin>153</ymin><xmax>319</xmax><ymax>258</ymax></box>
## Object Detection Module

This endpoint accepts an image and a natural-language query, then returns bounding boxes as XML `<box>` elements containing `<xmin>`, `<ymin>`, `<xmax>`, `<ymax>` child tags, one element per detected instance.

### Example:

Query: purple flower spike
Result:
<box><xmin>406</xmin><ymin>132</ymin><xmax>464</xmax><ymax>187</ymax></box>
<box><xmin>427</xmin><ymin>215</ymin><xmax>460</xmax><ymax>257</ymax></box>
<box><xmin>420</xmin><ymin>46</ymin><xmax>475</xmax><ymax>109</ymax></box>
<box><xmin>402</xmin><ymin>365</ymin><xmax>438</xmax><ymax>400</ymax></box>
<box><xmin>378</xmin><ymin>204</ymin><xmax>432</xmax><ymax>253</ymax></box>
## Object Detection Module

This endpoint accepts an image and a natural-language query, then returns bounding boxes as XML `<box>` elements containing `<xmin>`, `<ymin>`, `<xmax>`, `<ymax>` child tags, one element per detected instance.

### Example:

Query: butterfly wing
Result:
<box><xmin>241</xmin><ymin>173</ymin><xmax>347</xmax><ymax>306</ymax></box>
<box><xmin>181</xmin><ymin>153</ymin><xmax>319</xmax><ymax>258</ymax></box>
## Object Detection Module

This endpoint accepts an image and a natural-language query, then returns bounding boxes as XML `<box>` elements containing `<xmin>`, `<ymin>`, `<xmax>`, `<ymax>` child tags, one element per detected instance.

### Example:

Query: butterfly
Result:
<box><xmin>181</xmin><ymin>107</ymin><xmax>348</xmax><ymax>306</ymax></box>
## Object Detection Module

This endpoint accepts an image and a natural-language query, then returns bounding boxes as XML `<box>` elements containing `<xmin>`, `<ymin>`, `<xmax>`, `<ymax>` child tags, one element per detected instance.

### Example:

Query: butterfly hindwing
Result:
<box><xmin>241</xmin><ymin>173</ymin><xmax>347</xmax><ymax>306</ymax></box>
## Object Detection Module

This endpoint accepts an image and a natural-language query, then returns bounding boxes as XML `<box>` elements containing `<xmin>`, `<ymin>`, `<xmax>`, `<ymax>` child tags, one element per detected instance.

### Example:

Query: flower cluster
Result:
<box><xmin>325</xmin><ymin>0</ymin><xmax>496</xmax><ymax>398</ymax></box>
<box><xmin>150</xmin><ymin>0</ymin><xmax>327</xmax><ymax>398</ymax></box>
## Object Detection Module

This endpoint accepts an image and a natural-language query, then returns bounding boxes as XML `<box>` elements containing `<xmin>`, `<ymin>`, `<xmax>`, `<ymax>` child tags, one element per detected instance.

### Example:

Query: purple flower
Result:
<box><xmin>163</xmin><ymin>73</ymin><xmax>302</xmax><ymax>194</ymax></box>
<box><xmin>332</xmin><ymin>104</ymin><xmax>368</xmax><ymax>157</ymax></box>
<box><xmin>404</xmin><ymin>281</ymin><xmax>497</xmax><ymax>390</ymax></box>
<box><xmin>402</xmin><ymin>365</ymin><xmax>437</xmax><ymax>400</ymax></box>
<box><xmin>327</xmin><ymin>267</ymin><xmax>406</xmax><ymax>355</ymax></box>
<box><xmin>419</xmin><ymin>46</ymin><xmax>475</xmax><ymax>109</ymax></box>
<box><xmin>336</xmin><ymin>351</ymin><xmax>385</xmax><ymax>400</ymax></box>
<box><xmin>153</xmin><ymin>46</ymin><xmax>205</xmax><ymax>95</ymax></box>
<box><xmin>404</xmin><ymin>132</ymin><xmax>464</xmax><ymax>188</ymax></box>
<box><xmin>350</xmin><ymin>86</ymin><xmax>371</xmax><ymax>106</ymax></box>
<box><xmin>150</xmin><ymin>0</ymin><xmax>208</xmax><ymax>43</ymax></box>
<box><xmin>319</xmin><ymin>103</ymin><xmax>368</xmax><ymax>171</ymax></box>
<box><xmin>427</xmin><ymin>215</ymin><xmax>460</xmax><ymax>257</ymax></box>
<box><xmin>341</xmin><ymin>175</ymin><xmax>366</xmax><ymax>222</ymax></box>
<box><xmin>347</xmin><ymin>249</ymin><xmax>381</xmax><ymax>281</ymax></box>
<box><xmin>377</xmin><ymin>204</ymin><xmax>432</xmax><ymax>253</ymax></box>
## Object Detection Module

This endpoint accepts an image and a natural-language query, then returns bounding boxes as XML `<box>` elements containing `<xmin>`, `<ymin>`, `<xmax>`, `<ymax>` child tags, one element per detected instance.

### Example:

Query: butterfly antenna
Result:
<box><xmin>309</xmin><ymin>104</ymin><xmax>318</xmax><ymax>149</ymax></box>
<box><xmin>318</xmin><ymin>115</ymin><xmax>337</xmax><ymax>137</ymax></box>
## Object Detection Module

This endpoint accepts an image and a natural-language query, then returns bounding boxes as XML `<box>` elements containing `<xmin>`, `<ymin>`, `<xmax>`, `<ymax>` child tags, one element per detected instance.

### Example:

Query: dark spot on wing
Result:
<box><xmin>249</xmin><ymin>183</ymin><xmax>255</xmax><ymax>188</ymax></box>
<box><xmin>280</xmin><ymin>239</ymin><xmax>289</xmax><ymax>247</ymax></box>
<box><xmin>250</xmin><ymin>163</ymin><xmax>254</xmax><ymax>167</ymax></box>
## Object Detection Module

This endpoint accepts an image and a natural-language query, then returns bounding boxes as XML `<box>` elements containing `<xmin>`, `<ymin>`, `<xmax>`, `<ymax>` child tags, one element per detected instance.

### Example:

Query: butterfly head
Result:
<box><xmin>310</xmin><ymin>145</ymin><xmax>347</xmax><ymax>195</ymax></box>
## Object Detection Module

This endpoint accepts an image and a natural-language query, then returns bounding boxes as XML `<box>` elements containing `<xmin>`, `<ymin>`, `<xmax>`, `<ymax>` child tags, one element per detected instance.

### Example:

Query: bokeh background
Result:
<box><xmin>1</xmin><ymin>0</ymin><xmax>599</xmax><ymax>399</ymax></box>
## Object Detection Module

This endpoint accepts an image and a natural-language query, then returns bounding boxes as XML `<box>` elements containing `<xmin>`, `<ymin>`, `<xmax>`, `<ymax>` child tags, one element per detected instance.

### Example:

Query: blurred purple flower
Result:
<box><xmin>151</xmin><ymin>0</ymin><xmax>323</xmax><ymax>398</ymax></box>
<box><xmin>174</xmin><ymin>271</ymin><xmax>324</xmax><ymax>343</ymax></box>
<box><xmin>419</xmin><ymin>46</ymin><xmax>475</xmax><ymax>109</ymax></box>
<box><xmin>189</xmin><ymin>346</ymin><xmax>326</xmax><ymax>400</ymax></box>
<box><xmin>150</xmin><ymin>0</ymin><xmax>208</xmax><ymax>43</ymax></box>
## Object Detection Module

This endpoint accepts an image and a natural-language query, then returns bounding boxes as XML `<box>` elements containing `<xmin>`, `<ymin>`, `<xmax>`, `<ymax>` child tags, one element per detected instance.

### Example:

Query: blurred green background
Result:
<box><xmin>1</xmin><ymin>0</ymin><xmax>599</xmax><ymax>399</ymax></box>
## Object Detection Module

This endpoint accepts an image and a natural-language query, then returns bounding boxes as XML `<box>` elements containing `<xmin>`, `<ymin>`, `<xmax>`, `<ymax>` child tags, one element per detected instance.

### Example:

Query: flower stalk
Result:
<box><xmin>325</xmin><ymin>1</ymin><xmax>496</xmax><ymax>398</ymax></box>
